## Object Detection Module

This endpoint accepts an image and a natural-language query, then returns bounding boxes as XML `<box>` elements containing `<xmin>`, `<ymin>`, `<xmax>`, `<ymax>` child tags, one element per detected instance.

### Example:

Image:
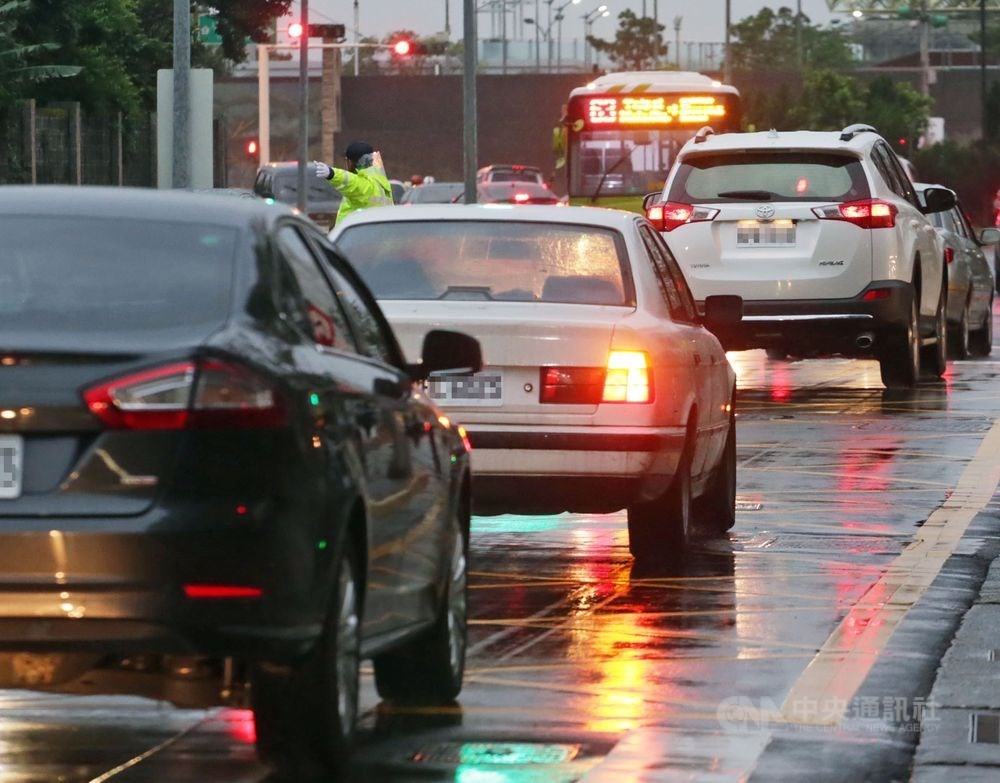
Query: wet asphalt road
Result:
<box><xmin>1</xmin><ymin>306</ymin><xmax>998</xmax><ymax>783</ymax></box>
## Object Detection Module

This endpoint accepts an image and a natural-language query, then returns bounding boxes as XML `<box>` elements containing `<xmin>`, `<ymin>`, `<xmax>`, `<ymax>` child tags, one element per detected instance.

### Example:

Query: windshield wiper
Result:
<box><xmin>716</xmin><ymin>190</ymin><xmax>781</xmax><ymax>200</ymax></box>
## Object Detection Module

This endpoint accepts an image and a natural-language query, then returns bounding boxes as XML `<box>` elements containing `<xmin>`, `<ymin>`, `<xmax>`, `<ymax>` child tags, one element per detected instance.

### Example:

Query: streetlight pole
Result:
<box><xmin>171</xmin><ymin>0</ymin><xmax>190</xmax><ymax>189</ymax></box>
<box><xmin>464</xmin><ymin>0</ymin><xmax>478</xmax><ymax>203</ymax></box>
<box><xmin>723</xmin><ymin>0</ymin><xmax>731</xmax><ymax>83</ymax></box>
<box><xmin>554</xmin><ymin>0</ymin><xmax>581</xmax><ymax>73</ymax></box>
<box><xmin>297</xmin><ymin>0</ymin><xmax>309</xmax><ymax>213</ymax></box>
<box><xmin>583</xmin><ymin>5</ymin><xmax>608</xmax><ymax>72</ymax></box>
<box><xmin>353</xmin><ymin>0</ymin><xmax>360</xmax><ymax>75</ymax></box>
<box><xmin>535</xmin><ymin>0</ymin><xmax>541</xmax><ymax>70</ymax></box>
<box><xmin>982</xmin><ymin>0</ymin><xmax>989</xmax><ymax>140</ymax></box>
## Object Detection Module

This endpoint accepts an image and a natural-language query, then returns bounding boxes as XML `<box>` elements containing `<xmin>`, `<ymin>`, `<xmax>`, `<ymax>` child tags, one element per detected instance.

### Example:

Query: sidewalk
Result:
<box><xmin>911</xmin><ymin>552</ymin><xmax>1000</xmax><ymax>781</ymax></box>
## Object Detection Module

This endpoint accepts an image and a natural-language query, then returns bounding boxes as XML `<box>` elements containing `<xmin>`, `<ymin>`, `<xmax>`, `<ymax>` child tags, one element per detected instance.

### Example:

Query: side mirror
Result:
<box><xmin>920</xmin><ymin>187</ymin><xmax>956</xmax><ymax>215</ymax></box>
<box><xmin>409</xmin><ymin>329</ymin><xmax>483</xmax><ymax>381</ymax></box>
<box><xmin>702</xmin><ymin>295</ymin><xmax>743</xmax><ymax>333</ymax></box>
<box><xmin>979</xmin><ymin>227</ymin><xmax>1000</xmax><ymax>246</ymax></box>
<box><xmin>642</xmin><ymin>192</ymin><xmax>662</xmax><ymax>212</ymax></box>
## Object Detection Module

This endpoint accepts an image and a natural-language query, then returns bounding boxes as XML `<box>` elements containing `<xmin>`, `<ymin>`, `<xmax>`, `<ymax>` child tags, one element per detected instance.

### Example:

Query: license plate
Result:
<box><xmin>0</xmin><ymin>435</ymin><xmax>23</xmax><ymax>499</ymax></box>
<box><xmin>736</xmin><ymin>220</ymin><xmax>796</xmax><ymax>246</ymax></box>
<box><xmin>427</xmin><ymin>371</ymin><xmax>503</xmax><ymax>406</ymax></box>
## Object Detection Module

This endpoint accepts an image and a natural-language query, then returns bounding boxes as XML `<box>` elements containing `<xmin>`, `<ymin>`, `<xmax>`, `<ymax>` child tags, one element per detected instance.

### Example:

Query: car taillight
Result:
<box><xmin>812</xmin><ymin>199</ymin><xmax>897</xmax><ymax>229</ymax></box>
<box><xmin>862</xmin><ymin>288</ymin><xmax>893</xmax><ymax>302</ymax></box>
<box><xmin>183</xmin><ymin>584</ymin><xmax>263</xmax><ymax>599</ymax></box>
<box><xmin>84</xmin><ymin>359</ymin><xmax>286</xmax><ymax>430</ymax></box>
<box><xmin>647</xmin><ymin>201</ymin><xmax>719</xmax><ymax>232</ymax></box>
<box><xmin>944</xmin><ymin>246</ymin><xmax>954</xmax><ymax>264</ymax></box>
<box><xmin>540</xmin><ymin>367</ymin><xmax>606</xmax><ymax>404</ymax></box>
<box><xmin>603</xmin><ymin>351</ymin><xmax>652</xmax><ymax>403</ymax></box>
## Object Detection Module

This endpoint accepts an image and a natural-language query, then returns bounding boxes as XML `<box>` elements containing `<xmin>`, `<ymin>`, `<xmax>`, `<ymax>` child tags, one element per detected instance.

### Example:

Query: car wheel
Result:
<box><xmin>373</xmin><ymin>509</ymin><xmax>467</xmax><ymax>705</ymax></box>
<box><xmin>252</xmin><ymin>539</ymin><xmax>361</xmax><ymax>779</ymax></box>
<box><xmin>627</xmin><ymin>438</ymin><xmax>692</xmax><ymax>560</ymax></box>
<box><xmin>949</xmin><ymin>297</ymin><xmax>971</xmax><ymax>359</ymax></box>
<box><xmin>694</xmin><ymin>405</ymin><xmax>736</xmax><ymax>535</ymax></box>
<box><xmin>879</xmin><ymin>290</ymin><xmax>921</xmax><ymax>389</ymax></box>
<box><xmin>969</xmin><ymin>296</ymin><xmax>994</xmax><ymax>357</ymax></box>
<box><xmin>921</xmin><ymin>284</ymin><xmax>948</xmax><ymax>378</ymax></box>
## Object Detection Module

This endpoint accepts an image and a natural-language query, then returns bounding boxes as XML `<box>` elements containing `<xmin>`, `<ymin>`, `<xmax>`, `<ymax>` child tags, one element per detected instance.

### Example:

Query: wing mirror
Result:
<box><xmin>920</xmin><ymin>187</ymin><xmax>956</xmax><ymax>215</ymax></box>
<box><xmin>702</xmin><ymin>295</ymin><xmax>743</xmax><ymax>334</ymax></box>
<box><xmin>642</xmin><ymin>192</ymin><xmax>662</xmax><ymax>212</ymax></box>
<box><xmin>409</xmin><ymin>329</ymin><xmax>483</xmax><ymax>381</ymax></box>
<box><xmin>979</xmin><ymin>227</ymin><xmax>1000</xmax><ymax>246</ymax></box>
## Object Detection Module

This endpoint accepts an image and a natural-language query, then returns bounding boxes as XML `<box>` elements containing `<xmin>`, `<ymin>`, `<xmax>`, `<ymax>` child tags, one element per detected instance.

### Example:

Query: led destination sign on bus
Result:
<box><xmin>585</xmin><ymin>95</ymin><xmax>727</xmax><ymax>127</ymax></box>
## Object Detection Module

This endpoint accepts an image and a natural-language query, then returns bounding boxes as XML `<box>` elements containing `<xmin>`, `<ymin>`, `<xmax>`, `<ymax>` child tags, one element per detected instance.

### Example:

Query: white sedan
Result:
<box><xmin>331</xmin><ymin>205</ymin><xmax>741</xmax><ymax>558</ymax></box>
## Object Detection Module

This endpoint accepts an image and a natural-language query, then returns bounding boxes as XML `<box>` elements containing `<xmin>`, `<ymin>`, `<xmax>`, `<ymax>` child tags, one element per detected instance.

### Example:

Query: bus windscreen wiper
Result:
<box><xmin>716</xmin><ymin>190</ymin><xmax>781</xmax><ymax>200</ymax></box>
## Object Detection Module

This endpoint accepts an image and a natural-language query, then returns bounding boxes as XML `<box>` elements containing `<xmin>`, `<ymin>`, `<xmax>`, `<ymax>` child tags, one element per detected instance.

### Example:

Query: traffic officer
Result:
<box><xmin>313</xmin><ymin>141</ymin><xmax>393</xmax><ymax>225</ymax></box>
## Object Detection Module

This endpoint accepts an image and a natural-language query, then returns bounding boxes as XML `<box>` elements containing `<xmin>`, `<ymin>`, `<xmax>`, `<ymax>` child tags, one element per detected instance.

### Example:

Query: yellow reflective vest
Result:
<box><xmin>326</xmin><ymin>165</ymin><xmax>393</xmax><ymax>224</ymax></box>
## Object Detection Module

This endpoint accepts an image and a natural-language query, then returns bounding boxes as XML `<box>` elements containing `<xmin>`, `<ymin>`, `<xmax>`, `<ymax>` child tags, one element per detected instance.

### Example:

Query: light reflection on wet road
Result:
<box><xmin>1</xmin><ymin>308</ymin><xmax>998</xmax><ymax>782</ymax></box>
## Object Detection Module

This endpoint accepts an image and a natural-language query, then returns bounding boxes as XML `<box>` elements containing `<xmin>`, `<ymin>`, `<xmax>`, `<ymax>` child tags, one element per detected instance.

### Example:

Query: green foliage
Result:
<box><xmin>789</xmin><ymin>69</ymin><xmax>864</xmax><ymax>129</ymax></box>
<box><xmin>860</xmin><ymin>76</ymin><xmax>932</xmax><ymax>151</ymax></box>
<box><xmin>587</xmin><ymin>10</ymin><xmax>668</xmax><ymax>71</ymax></box>
<box><xmin>731</xmin><ymin>7</ymin><xmax>855</xmax><ymax>71</ymax></box>
<box><xmin>209</xmin><ymin>0</ymin><xmax>291</xmax><ymax>62</ymax></box>
<box><xmin>913</xmin><ymin>140</ymin><xmax>1000</xmax><ymax>226</ymax></box>
<box><xmin>0</xmin><ymin>0</ymin><xmax>79</xmax><ymax>106</ymax></box>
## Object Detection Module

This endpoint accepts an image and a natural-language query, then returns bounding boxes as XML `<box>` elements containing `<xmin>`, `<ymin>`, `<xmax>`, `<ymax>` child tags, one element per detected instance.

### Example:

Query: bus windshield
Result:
<box><xmin>570</xmin><ymin>129</ymin><xmax>690</xmax><ymax>200</ymax></box>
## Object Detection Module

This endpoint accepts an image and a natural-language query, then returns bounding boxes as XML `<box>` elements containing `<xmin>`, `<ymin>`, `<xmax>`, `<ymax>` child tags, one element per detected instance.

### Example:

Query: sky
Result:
<box><xmin>302</xmin><ymin>1</ymin><xmax>840</xmax><ymax>45</ymax></box>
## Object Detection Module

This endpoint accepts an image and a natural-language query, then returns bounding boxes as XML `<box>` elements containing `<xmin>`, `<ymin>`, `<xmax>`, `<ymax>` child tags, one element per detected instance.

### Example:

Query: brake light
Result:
<box><xmin>540</xmin><ymin>367</ymin><xmax>605</xmax><ymax>404</ymax></box>
<box><xmin>944</xmin><ymin>246</ymin><xmax>954</xmax><ymax>264</ymax></box>
<box><xmin>183</xmin><ymin>584</ymin><xmax>263</xmax><ymax>599</ymax></box>
<box><xmin>513</xmin><ymin>192</ymin><xmax>530</xmax><ymax>203</ymax></box>
<box><xmin>862</xmin><ymin>288</ymin><xmax>892</xmax><ymax>301</ymax></box>
<box><xmin>603</xmin><ymin>351</ymin><xmax>652</xmax><ymax>403</ymax></box>
<box><xmin>647</xmin><ymin>201</ymin><xmax>719</xmax><ymax>232</ymax></box>
<box><xmin>84</xmin><ymin>359</ymin><xmax>286</xmax><ymax>430</ymax></box>
<box><xmin>812</xmin><ymin>199</ymin><xmax>897</xmax><ymax>229</ymax></box>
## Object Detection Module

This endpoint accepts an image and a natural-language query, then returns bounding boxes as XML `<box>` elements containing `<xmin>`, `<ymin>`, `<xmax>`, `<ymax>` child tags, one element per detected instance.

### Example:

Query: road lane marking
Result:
<box><xmin>86</xmin><ymin>713</ymin><xmax>210</xmax><ymax>782</ymax></box>
<box><xmin>780</xmin><ymin>416</ymin><xmax>1000</xmax><ymax>725</ymax></box>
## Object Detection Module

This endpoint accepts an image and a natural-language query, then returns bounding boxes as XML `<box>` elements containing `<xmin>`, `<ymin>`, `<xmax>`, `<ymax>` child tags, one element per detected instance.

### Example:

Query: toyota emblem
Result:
<box><xmin>755</xmin><ymin>204</ymin><xmax>775</xmax><ymax>219</ymax></box>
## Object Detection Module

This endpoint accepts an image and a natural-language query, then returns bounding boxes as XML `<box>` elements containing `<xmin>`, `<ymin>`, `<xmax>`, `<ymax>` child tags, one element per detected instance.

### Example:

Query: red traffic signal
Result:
<box><xmin>393</xmin><ymin>39</ymin><xmax>412</xmax><ymax>56</ymax></box>
<box><xmin>288</xmin><ymin>22</ymin><xmax>304</xmax><ymax>39</ymax></box>
<box><xmin>246</xmin><ymin>140</ymin><xmax>258</xmax><ymax>156</ymax></box>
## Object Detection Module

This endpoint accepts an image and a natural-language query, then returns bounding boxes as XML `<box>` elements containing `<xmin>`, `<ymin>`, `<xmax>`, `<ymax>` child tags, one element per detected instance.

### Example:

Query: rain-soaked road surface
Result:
<box><xmin>2</xmin><ymin>306</ymin><xmax>999</xmax><ymax>783</ymax></box>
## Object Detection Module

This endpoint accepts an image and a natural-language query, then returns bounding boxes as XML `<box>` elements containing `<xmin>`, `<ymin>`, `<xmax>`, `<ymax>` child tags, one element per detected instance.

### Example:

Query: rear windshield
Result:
<box><xmin>0</xmin><ymin>217</ymin><xmax>236</xmax><ymax>333</ymax></box>
<box><xmin>336</xmin><ymin>220</ymin><xmax>632</xmax><ymax>305</ymax></box>
<box><xmin>272</xmin><ymin>173</ymin><xmax>341</xmax><ymax>205</ymax></box>
<box><xmin>668</xmin><ymin>152</ymin><xmax>870</xmax><ymax>203</ymax></box>
<box><xmin>401</xmin><ymin>184</ymin><xmax>464</xmax><ymax>204</ymax></box>
<box><xmin>488</xmin><ymin>171</ymin><xmax>543</xmax><ymax>184</ymax></box>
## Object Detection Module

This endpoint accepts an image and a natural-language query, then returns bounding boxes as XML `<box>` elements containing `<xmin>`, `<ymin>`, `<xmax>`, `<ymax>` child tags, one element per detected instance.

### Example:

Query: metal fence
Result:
<box><xmin>0</xmin><ymin>101</ymin><xmax>156</xmax><ymax>187</ymax></box>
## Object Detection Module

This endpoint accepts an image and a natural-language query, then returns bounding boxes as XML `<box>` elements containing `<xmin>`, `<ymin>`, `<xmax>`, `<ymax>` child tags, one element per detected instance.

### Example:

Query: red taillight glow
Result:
<box><xmin>183</xmin><ymin>584</ymin><xmax>263</xmax><ymax>599</ymax></box>
<box><xmin>862</xmin><ymin>288</ymin><xmax>892</xmax><ymax>301</ymax></box>
<box><xmin>603</xmin><ymin>351</ymin><xmax>652</xmax><ymax>403</ymax></box>
<box><xmin>944</xmin><ymin>246</ymin><xmax>954</xmax><ymax>264</ymax></box>
<box><xmin>812</xmin><ymin>199</ymin><xmax>897</xmax><ymax>229</ymax></box>
<box><xmin>84</xmin><ymin>359</ymin><xmax>286</xmax><ymax>430</ymax></box>
<box><xmin>646</xmin><ymin>201</ymin><xmax>718</xmax><ymax>232</ymax></box>
<box><xmin>540</xmin><ymin>367</ymin><xmax>605</xmax><ymax>404</ymax></box>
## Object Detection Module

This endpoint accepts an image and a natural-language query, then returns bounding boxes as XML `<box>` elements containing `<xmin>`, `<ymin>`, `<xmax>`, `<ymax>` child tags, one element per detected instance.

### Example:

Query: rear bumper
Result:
<box><xmin>706</xmin><ymin>281</ymin><xmax>912</xmax><ymax>353</ymax></box>
<box><xmin>467</xmin><ymin>424</ymin><xmax>684</xmax><ymax>514</ymax></box>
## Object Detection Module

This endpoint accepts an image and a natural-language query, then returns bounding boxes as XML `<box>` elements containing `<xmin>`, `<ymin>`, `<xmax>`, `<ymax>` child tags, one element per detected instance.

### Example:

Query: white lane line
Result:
<box><xmin>87</xmin><ymin>713</ymin><xmax>211</xmax><ymax>783</ymax></box>
<box><xmin>780</xmin><ymin>415</ymin><xmax>1000</xmax><ymax>725</ymax></box>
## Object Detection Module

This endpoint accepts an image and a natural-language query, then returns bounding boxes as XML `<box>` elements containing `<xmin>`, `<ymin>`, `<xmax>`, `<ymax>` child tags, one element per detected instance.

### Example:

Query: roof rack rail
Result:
<box><xmin>694</xmin><ymin>126</ymin><xmax>715</xmax><ymax>144</ymax></box>
<box><xmin>840</xmin><ymin>123</ymin><xmax>878</xmax><ymax>142</ymax></box>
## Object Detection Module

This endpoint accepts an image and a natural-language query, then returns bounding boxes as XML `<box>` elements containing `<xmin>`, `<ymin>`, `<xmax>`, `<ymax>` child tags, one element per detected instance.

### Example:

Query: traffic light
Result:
<box><xmin>287</xmin><ymin>21</ymin><xmax>304</xmax><ymax>39</ymax></box>
<box><xmin>287</xmin><ymin>22</ymin><xmax>346</xmax><ymax>40</ymax></box>
<box><xmin>244</xmin><ymin>139</ymin><xmax>260</xmax><ymax>163</ymax></box>
<box><xmin>393</xmin><ymin>39</ymin><xmax>412</xmax><ymax>57</ymax></box>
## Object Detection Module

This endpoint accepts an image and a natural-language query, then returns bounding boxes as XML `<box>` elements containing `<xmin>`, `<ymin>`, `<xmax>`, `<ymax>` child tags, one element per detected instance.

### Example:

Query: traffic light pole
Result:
<box><xmin>297</xmin><ymin>0</ymin><xmax>309</xmax><ymax>213</ymax></box>
<box><xmin>464</xmin><ymin>0</ymin><xmax>478</xmax><ymax>204</ymax></box>
<box><xmin>172</xmin><ymin>0</ymin><xmax>190</xmax><ymax>188</ymax></box>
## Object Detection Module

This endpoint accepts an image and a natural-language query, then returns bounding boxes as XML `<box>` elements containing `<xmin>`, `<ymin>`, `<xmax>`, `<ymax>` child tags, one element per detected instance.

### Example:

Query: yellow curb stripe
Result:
<box><xmin>781</xmin><ymin>417</ymin><xmax>1000</xmax><ymax>726</ymax></box>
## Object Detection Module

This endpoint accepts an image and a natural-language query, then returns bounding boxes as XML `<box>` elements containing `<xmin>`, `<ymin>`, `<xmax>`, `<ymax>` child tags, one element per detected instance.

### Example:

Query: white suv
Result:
<box><xmin>648</xmin><ymin>124</ymin><xmax>957</xmax><ymax>388</ymax></box>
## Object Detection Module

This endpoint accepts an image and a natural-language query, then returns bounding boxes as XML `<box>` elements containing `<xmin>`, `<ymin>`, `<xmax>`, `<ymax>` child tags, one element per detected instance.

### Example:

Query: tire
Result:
<box><xmin>970</xmin><ymin>296</ymin><xmax>994</xmax><ymax>357</ymax></box>
<box><xmin>252</xmin><ymin>540</ymin><xmax>361</xmax><ymax>779</ymax></box>
<box><xmin>627</xmin><ymin>438</ymin><xmax>692</xmax><ymax>560</ymax></box>
<box><xmin>694</xmin><ymin>405</ymin><xmax>737</xmax><ymax>535</ymax></box>
<box><xmin>879</xmin><ymin>290</ymin><xmax>921</xmax><ymax>389</ymax></box>
<box><xmin>921</xmin><ymin>283</ymin><xmax>948</xmax><ymax>378</ymax></box>
<box><xmin>949</xmin><ymin>297</ymin><xmax>971</xmax><ymax>359</ymax></box>
<box><xmin>373</xmin><ymin>510</ymin><xmax>467</xmax><ymax>705</ymax></box>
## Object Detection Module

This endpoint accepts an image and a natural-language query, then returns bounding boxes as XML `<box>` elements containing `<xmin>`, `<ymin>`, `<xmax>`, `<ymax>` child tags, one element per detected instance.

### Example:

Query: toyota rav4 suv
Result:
<box><xmin>647</xmin><ymin>124</ymin><xmax>956</xmax><ymax>388</ymax></box>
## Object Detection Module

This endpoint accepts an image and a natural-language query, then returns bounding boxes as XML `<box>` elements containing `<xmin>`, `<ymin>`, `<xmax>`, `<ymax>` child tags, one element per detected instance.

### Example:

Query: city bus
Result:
<box><xmin>560</xmin><ymin>71</ymin><xmax>741</xmax><ymax>211</ymax></box>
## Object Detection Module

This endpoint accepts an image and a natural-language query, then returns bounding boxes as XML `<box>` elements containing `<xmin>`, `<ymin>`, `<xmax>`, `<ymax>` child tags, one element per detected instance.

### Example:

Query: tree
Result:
<box><xmin>587</xmin><ymin>10</ymin><xmax>667</xmax><ymax>71</ymax></box>
<box><xmin>861</xmin><ymin>76</ymin><xmax>932</xmax><ymax>152</ymax></box>
<box><xmin>730</xmin><ymin>7</ymin><xmax>855</xmax><ymax>71</ymax></box>
<box><xmin>0</xmin><ymin>0</ymin><xmax>80</xmax><ymax>106</ymax></box>
<box><xmin>789</xmin><ymin>69</ymin><xmax>864</xmax><ymax>129</ymax></box>
<box><xmin>209</xmin><ymin>0</ymin><xmax>291</xmax><ymax>63</ymax></box>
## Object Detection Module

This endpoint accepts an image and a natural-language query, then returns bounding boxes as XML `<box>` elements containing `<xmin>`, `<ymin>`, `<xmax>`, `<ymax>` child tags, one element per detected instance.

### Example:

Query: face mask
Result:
<box><xmin>355</xmin><ymin>153</ymin><xmax>374</xmax><ymax>169</ymax></box>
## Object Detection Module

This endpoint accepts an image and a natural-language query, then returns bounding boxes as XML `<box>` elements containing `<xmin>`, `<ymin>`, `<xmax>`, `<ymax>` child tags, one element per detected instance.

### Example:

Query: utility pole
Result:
<box><xmin>502</xmin><ymin>0</ymin><xmax>508</xmax><ymax>74</ymax></box>
<box><xmin>297</xmin><ymin>0</ymin><xmax>309</xmax><ymax>213</ymax></box>
<box><xmin>353</xmin><ymin>0</ymin><xmax>360</xmax><ymax>76</ymax></box>
<box><xmin>674</xmin><ymin>16</ymin><xmax>682</xmax><ymax>69</ymax></box>
<box><xmin>446</xmin><ymin>0</ymin><xmax>451</xmax><ymax>35</ymax></box>
<box><xmin>172</xmin><ymin>0</ymin><xmax>190</xmax><ymax>188</ymax></box>
<box><xmin>464</xmin><ymin>0</ymin><xmax>478</xmax><ymax>203</ymax></box>
<box><xmin>795</xmin><ymin>0</ymin><xmax>803</xmax><ymax>68</ymax></box>
<box><xmin>321</xmin><ymin>33</ymin><xmax>342</xmax><ymax>165</ymax></box>
<box><xmin>982</xmin><ymin>0</ymin><xmax>989</xmax><ymax>140</ymax></box>
<box><xmin>723</xmin><ymin>0</ymin><xmax>731</xmax><ymax>83</ymax></box>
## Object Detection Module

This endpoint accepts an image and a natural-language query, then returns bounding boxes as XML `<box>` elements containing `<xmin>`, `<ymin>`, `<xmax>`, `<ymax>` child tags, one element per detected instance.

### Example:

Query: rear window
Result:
<box><xmin>488</xmin><ymin>171</ymin><xmax>543</xmax><ymax>184</ymax></box>
<box><xmin>668</xmin><ymin>152</ymin><xmax>870</xmax><ymax>204</ymax></box>
<box><xmin>401</xmin><ymin>184</ymin><xmax>464</xmax><ymax>204</ymax></box>
<box><xmin>273</xmin><ymin>172</ymin><xmax>341</xmax><ymax>205</ymax></box>
<box><xmin>0</xmin><ymin>217</ymin><xmax>235</xmax><ymax>333</ymax></box>
<box><xmin>336</xmin><ymin>220</ymin><xmax>633</xmax><ymax>305</ymax></box>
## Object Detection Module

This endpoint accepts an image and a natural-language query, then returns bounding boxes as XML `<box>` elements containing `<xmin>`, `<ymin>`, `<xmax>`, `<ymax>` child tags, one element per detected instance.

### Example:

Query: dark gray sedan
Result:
<box><xmin>0</xmin><ymin>187</ymin><xmax>479</xmax><ymax>778</ymax></box>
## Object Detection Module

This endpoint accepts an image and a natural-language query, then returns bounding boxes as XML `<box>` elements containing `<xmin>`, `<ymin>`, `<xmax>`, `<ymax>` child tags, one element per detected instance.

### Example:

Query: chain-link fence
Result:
<box><xmin>0</xmin><ymin>101</ymin><xmax>155</xmax><ymax>186</ymax></box>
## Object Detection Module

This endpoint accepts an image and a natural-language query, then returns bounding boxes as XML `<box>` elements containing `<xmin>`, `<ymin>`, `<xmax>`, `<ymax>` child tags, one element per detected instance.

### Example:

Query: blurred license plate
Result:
<box><xmin>0</xmin><ymin>435</ymin><xmax>23</xmax><ymax>499</ymax></box>
<box><xmin>737</xmin><ymin>220</ymin><xmax>796</xmax><ymax>246</ymax></box>
<box><xmin>428</xmin><ymin>371</ymin><xmax>503</xmax><ymax>406</ymax></box>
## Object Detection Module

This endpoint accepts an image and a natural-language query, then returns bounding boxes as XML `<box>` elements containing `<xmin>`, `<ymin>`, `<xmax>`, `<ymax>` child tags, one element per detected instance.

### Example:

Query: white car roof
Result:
<box><xmin>677</xmin><ymin>129</ymin><xmax>877</xmax><ymax>158</ymax></box>
<box><xmin>330</xmin><ymin>204</ymin><xmax>643</xmax><ymax>235</ymax></box>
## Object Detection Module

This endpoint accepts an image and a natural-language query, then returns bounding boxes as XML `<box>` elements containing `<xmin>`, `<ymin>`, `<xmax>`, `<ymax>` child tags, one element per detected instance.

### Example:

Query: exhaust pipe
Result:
<box><xmin>855</xmin><ymin>332</ymin><xmax>875</xmax><ymax>349</ymax></box>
